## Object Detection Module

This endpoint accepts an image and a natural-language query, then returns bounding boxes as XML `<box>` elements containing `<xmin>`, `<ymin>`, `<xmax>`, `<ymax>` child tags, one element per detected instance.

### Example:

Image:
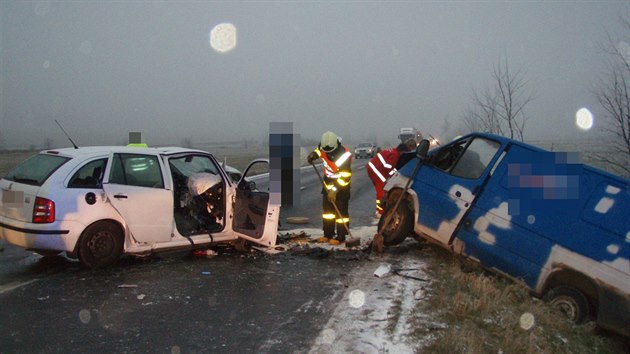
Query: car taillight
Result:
<box><xmin>33</xmin><ymin>197</ymin><xmax>55</xmax><ymax>223</ymax></box>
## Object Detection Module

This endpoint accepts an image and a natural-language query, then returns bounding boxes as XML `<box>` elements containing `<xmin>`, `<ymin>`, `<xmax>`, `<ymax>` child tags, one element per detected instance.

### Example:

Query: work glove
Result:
<box><xmin>307</xmin><ymin>151</ymin><xmax>318</xmax><ymax>164</ymax></box>
<box><xmin>326</xmin><ymin>189</ymin><xmax>337</xmax><ymax>204</ymax></box>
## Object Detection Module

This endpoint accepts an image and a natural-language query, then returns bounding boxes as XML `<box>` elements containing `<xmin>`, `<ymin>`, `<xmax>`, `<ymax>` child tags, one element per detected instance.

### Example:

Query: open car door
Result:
<box><xmin>232</xmin><ymin>159</ymin><xmax>280</xmax><ymax>247</ymax></box>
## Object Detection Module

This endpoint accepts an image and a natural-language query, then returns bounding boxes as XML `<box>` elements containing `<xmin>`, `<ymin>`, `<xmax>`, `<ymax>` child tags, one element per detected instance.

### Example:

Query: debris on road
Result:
<box><xmin>277</xmin><ymin>231</ymin><xmax>312</xmax><ymax>244</ymax></box>
<box><xmin>193</xmin><ymin>249</ymin><xmax>217</xmax><ymax>257</ymax></box>
<box><xmin>286</xmin><ymin>216</ymin><xmax>310</xmax><ymax>224</ymax></box>
<box><xmin>392</xmin><ymin>268</ymin><xmax>429</xmax><ymax>282</ymax></box>
<box><xmin>373</xmin><ymin>263</ymin><xmax>392</xmax><ymax>278</ymax></box>
<box><xmin>117</xmin><ymin>284</ymin><xmax>138</xmax><ymax>288</ymax></box>
<box><xmin>370</xmin><ymin>233</ymin><xmax>384</xmax><ymax>255</ymax></box>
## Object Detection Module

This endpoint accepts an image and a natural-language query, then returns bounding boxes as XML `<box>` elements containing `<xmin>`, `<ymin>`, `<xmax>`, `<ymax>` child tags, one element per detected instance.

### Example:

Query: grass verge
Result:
<box><xmin>410</xmin><ymin>244</ymin><xmax>628</xmax><ymax>354</ymax></box>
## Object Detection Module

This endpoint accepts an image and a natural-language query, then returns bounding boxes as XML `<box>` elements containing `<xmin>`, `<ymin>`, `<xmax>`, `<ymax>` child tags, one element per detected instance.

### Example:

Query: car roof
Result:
<box><xmin>40</xmin><ymin>146</ymin><xmax>209</xmax><ymax>159</ymax></box>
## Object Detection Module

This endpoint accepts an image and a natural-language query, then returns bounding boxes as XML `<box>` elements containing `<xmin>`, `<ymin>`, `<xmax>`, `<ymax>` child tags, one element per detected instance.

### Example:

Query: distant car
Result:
<box><xmin>354</xmin><ymin>142</ymin><xmax>378</xmax><ymax>159</ymax></box>
<box><xmin>0</xmin><ymin>146</ymin><xmax>279</xmax><ymax>268</ymax></box>
<box><xmin>223</xmin><ymin>164</ymin><xmax>242</xmax><ymax>183</ymax></box>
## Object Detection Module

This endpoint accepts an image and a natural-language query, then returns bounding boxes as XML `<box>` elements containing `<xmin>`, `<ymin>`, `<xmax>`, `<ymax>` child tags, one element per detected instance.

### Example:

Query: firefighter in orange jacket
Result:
<box><xmin>307</xmin><ymin>131</ymin><xmax>352</xmax><ymax>245</ymax></box>
<box><xmin>366</xmin><ymin>139</ymin><xmax>417</xmax><ymax>215</ymax></box>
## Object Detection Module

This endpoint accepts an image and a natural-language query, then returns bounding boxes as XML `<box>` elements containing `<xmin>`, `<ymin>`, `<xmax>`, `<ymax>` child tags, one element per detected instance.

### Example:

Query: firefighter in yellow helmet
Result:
<box><xmin>307</xmin><ymin>131</ymin><xmax>352</xmax><ymax>245</ymax></box>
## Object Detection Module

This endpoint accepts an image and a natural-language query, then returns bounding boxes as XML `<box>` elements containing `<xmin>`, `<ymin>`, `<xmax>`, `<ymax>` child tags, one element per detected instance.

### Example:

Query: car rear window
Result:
<box><xmin>4</xmin><ymin>154</ymin><xmax>71</xmax><ymax>186</ymax></box>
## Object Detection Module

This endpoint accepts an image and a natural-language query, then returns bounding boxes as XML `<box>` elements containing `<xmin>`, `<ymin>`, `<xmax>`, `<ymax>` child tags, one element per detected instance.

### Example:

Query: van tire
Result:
<box><xmin>544</xmin><ymin>286</ymin><xmax>590</xmax><ymax>324</ymax></box>
<box><xmin>378</xmin><ymin>198</ymin><xmax>413</xmax><ymax>246</ymax></box>
<box><xmin>78</xmin><ymin>221</ymin><xmax>123</xmax><ymax>268</ymax></box>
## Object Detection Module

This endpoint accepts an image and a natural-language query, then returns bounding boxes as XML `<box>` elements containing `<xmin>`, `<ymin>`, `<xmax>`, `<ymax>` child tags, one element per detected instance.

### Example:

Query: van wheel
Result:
<box><xmin>544</xmin><ymin>286</ymin><xmax>590</xmax><ymax>324</ymax></box>
<box><xmin>78</xmin><ymin>222</ymin><xmax>123</xmax><ymax>268</ymax></box>
<box><xmin>378</xmin><ymin>199</ymin><xmax>413</xmax><ymax>246</ymax></box>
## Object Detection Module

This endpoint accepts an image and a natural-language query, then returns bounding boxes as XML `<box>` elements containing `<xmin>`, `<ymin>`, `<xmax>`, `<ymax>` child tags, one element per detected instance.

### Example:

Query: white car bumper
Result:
<box><xmin>0</xmin><ymin>217</ymin><xmax>83</xmax><ymax>252</ymax></box>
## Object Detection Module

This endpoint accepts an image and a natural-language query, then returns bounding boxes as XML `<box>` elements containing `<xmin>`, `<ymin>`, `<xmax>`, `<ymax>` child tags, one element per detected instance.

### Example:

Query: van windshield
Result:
<box><xmin>4</xmin><ymin>154</ymin><xmax>70</xmax><ymax>186</ymax></box>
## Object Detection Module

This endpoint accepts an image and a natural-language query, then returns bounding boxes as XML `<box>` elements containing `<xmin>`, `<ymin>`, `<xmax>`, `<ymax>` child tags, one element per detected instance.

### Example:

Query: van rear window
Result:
<box><xmin>4</xmin><ymin>154</ymin><xmax>70</xmax><ymax>186</ymax></box>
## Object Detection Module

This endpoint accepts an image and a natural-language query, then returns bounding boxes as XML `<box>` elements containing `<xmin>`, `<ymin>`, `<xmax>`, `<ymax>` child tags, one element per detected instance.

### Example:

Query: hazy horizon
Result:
<box><xmin>1</xmin><ymin>1</ymin><xmax>628</xmax><ymax>149</ymax></box>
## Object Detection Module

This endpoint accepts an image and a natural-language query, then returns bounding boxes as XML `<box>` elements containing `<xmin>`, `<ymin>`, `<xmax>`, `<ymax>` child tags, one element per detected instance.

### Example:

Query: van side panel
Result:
<box><xmin>455</xmin><ymin>144</ymin><xmax>568</xmax><ymax>288</ymax></box>
<box><xmin>454</xmin><ymin>142</ymin><xmax>630</xmax><ymax>334</ymax></box>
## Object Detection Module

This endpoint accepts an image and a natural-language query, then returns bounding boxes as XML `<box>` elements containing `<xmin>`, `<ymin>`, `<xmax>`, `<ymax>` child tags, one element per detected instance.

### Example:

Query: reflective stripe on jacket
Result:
<box><xmin>314</xmin><ymin>146</ymin><xmax>352</xmax><ymax>190</ymax></box>
<box><xmin>367</xmin><ymin>148</ymin><xmax>400</xmax><ymax>183</ymax></box>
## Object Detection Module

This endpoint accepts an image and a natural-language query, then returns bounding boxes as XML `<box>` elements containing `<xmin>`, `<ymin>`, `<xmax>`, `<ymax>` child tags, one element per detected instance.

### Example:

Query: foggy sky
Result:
<box><xmin>1</xmin><ymin>1</ymin><xmax>628</xmax><ymax>149</ymax></box>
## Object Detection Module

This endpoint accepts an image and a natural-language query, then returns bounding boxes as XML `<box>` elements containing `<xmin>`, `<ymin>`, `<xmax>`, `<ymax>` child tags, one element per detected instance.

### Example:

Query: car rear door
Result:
<box><xmin>407</xmin><ymin>136</ymin><xmax>503</xmax><ymax>245</ymax></box>
<box><xmin>103</xmin><ymin>152</ymin><xmax>173</xmax><ymax>243</ymax></box>
<box><xmin>232</xmin><ymin>159</ymin><xmax>280</xmax><ymax>247</ymax></box>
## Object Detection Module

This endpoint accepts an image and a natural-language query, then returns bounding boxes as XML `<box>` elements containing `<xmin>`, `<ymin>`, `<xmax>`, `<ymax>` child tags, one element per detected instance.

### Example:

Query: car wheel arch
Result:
<box><xmin>542</xmin><ymin>268</ymin><xmax>599</xmax><ymax>321</ymax></box>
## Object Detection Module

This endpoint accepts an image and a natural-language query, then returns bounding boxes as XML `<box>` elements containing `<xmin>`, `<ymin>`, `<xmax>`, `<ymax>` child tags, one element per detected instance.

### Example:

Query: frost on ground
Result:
<box><xmin>309</xmin><ymin>249</ymin><xmax>432</xmax><ymax>353</ymax></box>
<box><xmin>280</xmin><ymin>221</ymin><xmax>436</xmax><ymax>353</ymax></box>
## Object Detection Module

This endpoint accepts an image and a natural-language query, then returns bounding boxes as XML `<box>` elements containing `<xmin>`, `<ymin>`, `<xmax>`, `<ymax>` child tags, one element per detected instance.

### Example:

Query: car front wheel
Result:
<box><xmin>377</xmin><ymin>193</ymin><xmax>414</xmax><ymax>246</ymax></box>
<box><xmin>543</xmin><ymin>286</ymin><xmax>590</xmax><ymax>324</ymax></box>
<box><xmin>78</xmin><ymin>221</ymin><xmax>123</xmax><ymax>268</ymax></box>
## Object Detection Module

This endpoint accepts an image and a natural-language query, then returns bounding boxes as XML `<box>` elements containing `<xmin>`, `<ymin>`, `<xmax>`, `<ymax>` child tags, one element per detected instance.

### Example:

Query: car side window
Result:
<box><xmin>450</xmin><ymin>138</ymin><xmax>501</xmax><ymax>179</ymax></box>
<box><xmin>68</xmin><ymin>158</ymin><xmax>107</xmax><ymax>188</ymax></box>
<box><xmin>433</xmin><ymin>139</ymin><xmax>468</xmax><ymax>172</ymax></box>
<box><xmin>109</xmin><ymin>153</ymin><xmax>164</xmax><ymax>188</ymax></box>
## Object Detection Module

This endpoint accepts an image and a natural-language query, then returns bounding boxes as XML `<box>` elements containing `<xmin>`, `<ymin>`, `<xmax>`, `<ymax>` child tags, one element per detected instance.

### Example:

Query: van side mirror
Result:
<box><xmin>416</xmin><ymin>139</ymin><xmax>430</xmax><ymax>159</ymax></box>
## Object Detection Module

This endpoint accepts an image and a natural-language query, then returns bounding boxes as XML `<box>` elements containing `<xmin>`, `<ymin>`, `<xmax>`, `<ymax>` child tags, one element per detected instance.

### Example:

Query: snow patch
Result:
<box><xmin>308</xmin><ymin>252</ymin><xmax>433</xmax><ymax>353</ymax></box>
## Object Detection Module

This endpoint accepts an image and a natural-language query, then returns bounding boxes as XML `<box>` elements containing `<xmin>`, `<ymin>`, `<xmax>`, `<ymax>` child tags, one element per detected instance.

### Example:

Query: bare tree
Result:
<box><xmin>463</xmin><ymin>56</ymin><xmax>534</xmax><ymax>141</ymax></box>
<box><xmin>591</xmin><ymin>17</ymin><xmax>630</xmax><ymax>176</ymax></box>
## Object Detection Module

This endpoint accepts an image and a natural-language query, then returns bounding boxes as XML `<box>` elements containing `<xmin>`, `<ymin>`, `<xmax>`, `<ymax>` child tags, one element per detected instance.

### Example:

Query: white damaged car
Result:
<box><xmin>0</xmin><ymin>146</ymin><xmax>279</xmax><ymax>268</ymax></box>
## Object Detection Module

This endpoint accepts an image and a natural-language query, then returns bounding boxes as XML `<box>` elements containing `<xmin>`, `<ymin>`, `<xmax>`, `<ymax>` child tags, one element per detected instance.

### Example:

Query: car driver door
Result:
<box><xmin>232</xmin><ymin>159</ymin><xmax>280</xmax><ymax>247</ymax></box>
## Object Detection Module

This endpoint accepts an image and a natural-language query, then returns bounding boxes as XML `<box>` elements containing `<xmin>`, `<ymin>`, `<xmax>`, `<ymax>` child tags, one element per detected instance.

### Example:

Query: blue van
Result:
<box><xmin>381</xmin><ymin>132</ymin><xmax>629</xmax><ymax>337</ymax></box>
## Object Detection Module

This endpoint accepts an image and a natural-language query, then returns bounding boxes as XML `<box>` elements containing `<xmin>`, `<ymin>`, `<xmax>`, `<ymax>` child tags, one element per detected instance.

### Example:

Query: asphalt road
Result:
<box><xmin>0</xmin><ymin>158</ymin><xmax>399</xmax><ymax>354</ymax></box>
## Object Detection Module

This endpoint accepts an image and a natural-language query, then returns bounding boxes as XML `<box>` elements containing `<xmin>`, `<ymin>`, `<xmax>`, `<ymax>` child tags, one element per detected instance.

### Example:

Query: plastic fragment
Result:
<box><xmin>373</xmin><ymin>264</ymin><xmax>391</xmax><ymax>278</ymax></box>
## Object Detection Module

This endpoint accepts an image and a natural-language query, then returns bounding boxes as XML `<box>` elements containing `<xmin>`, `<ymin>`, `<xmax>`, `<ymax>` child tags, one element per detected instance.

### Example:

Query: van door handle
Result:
<box><xmin>114</xmin><ymin>194</ymin><xmax>128</xmax><ymax>199</ymax></box>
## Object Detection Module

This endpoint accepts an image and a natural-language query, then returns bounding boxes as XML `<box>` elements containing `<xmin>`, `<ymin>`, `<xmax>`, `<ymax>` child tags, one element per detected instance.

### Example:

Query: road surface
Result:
<box><xmin>0</xmin><ymin>158</ymin><xmax>430</xmax><ymax>353</ymax></box>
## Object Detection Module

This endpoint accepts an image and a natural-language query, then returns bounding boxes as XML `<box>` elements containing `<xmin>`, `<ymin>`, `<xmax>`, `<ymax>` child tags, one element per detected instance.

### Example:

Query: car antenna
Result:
<box><xmin>55</xmin><ymin>119</ymin><xmax>79</xmax><ymax>149</ymax></box>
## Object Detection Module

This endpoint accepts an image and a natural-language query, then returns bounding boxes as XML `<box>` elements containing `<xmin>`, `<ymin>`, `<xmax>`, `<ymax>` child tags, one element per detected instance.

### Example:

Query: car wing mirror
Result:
<box><xmin>416</xmin><ymin>139</ymin><xmax>430</xmax><ymax>159</ymax></box>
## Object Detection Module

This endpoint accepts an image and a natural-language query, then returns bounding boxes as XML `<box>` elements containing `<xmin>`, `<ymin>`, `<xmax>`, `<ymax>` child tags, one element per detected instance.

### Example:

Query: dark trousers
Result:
<box><xmin>322</xmin><ymin>186</ymin><xmax>350</xmax><ymax>240</ymax></box>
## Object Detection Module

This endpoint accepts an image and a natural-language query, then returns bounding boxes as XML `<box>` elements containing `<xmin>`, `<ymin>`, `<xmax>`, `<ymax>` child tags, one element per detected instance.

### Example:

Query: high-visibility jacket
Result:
<box><xmin>366</xmin><ymin>147</ymin><xmax>403</xmax><ymax>214</ymax></box>
<box><xmin>367</xmin><ymin>147</ymin><xmax>401</xmax><ymax>184</ymax></box>
<box><xmin>314</xmin><ymin>145</ymin><xmax>352</xmax><ymax>191</ymax></box>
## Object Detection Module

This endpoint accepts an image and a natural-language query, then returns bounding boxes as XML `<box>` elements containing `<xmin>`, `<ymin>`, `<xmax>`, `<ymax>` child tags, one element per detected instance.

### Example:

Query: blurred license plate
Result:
<box><xmin>2</xmin><ymin>189</ymin><xmax>24</xmax><ymax>207</ymax></box>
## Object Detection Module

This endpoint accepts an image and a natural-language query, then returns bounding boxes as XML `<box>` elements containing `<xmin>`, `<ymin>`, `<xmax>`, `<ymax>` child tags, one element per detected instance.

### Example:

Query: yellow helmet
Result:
<box><xmin>320</xmin><ymin>131</ymin><xmax>338</xmax><ymax>152</ymax></box>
